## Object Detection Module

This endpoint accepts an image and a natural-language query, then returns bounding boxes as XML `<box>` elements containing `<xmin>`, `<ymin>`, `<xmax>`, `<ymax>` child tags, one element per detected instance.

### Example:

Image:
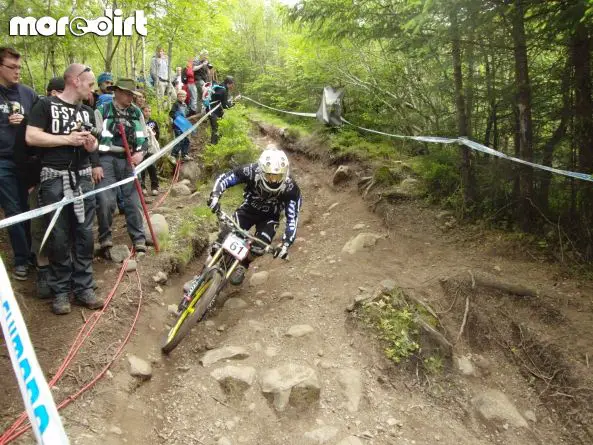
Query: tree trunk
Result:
<box><xmin>538</xmin><ymin>61</ymin><xmax>571</xmax><ymax>213</ymax></box>
<box><xmin>105</xmin><ymin>34</ymin><xmax>113</xmax><ymax>72</ymax></box>
<box><xmin>511</xmin><ymin>0</ymin><xmax>535</xmax><ymax>231</ymax></box>
<box><xmin>451</xmin><ymin>10</ymin><xmax>476</xmax><ymax>214</ymax></box>
<box><xmin>124</xmin><ymin>37</ymin><xmax>129</xmax><ymax>77</ymax></box>
<box><xmin>572</xmin><ymin>7</ymin><xmax>593</xmax><ymax>256</ymax></box>
<box><xmin>141</xmin><ymin>36</ymin><xmax>146</xmax><ymax>81</ymax></box>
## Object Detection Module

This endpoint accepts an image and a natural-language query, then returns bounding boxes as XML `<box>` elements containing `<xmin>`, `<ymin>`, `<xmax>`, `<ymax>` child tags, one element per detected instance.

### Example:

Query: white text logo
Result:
<box><xmin>9</xmin><ymin>9</ymin><xmax>147</xmax><ymax>37</ymax></box>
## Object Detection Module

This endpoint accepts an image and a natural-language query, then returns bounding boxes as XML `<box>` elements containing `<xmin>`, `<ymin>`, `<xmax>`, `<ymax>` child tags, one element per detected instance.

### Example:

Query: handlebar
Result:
<box><xmin>216</xmin><ymin>210</ymin><xmax>275</xmax><ymax>253</ymax></box>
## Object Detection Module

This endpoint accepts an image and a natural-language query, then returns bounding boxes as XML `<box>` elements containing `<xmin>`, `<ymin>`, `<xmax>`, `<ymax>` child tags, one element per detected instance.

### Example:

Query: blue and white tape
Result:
<box><xmin>242</xmin><ymin>96</ymin><xmax>593</xmax><ymax>184</ymax></box>
<box><xmin>0</xmin><ymin>105</ymin><xmax>220</xmax><ymax>232</ymax></box>
<box><xmin>0</xmin><ymin>258</ymin><xmax>69</xmax><ymax>444</ymax></box>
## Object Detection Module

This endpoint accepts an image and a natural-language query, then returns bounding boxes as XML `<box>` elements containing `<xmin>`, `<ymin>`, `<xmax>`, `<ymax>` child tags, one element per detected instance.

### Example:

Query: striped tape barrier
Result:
<box><xmin>239</xmin><ymin>95</ymin><xmax>593</xmax><ymax>183</ymax></box>
<box><xmin>0</xmin><ymin>258</ymin><xmax>69</xmax><ymax>444</ymax></box>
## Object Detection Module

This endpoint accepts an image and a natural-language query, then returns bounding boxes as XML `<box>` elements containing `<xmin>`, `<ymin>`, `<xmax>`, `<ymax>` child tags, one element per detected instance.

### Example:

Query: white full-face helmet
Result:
<box><xmin>256</xmin><ymin>146</ymin><xmax>290</xmax><ymax>194</ymax></box>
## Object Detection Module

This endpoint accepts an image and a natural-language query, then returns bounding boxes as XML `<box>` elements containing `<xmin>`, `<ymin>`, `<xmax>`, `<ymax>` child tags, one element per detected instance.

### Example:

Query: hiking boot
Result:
<box><xmin>100</xmin><ymin>239</ymin><xmax>113</xmax><ymax>250</ymax></box>
<box><xmin>229</xmin><ymin>265</ymin><xmax>247</xmax><ymax>286</ymax></box>
<box><xmin>52</xmin><ymin>294</ymin><xmax>71</xmax><ymax>315</ymax></box>
<box><xmin>142</xmin><ymin>188</ymin><xmax>148</xmax><ymax>196</ymax></box>
<box><xmin>74</xmin><ymin>292</ymin><xmax>104</xmax><ymax>310</ymax></box>
<box><xmin>182</xmin><ymin>154</ymin><xmax>193</xmax><ymax>162</ymax></box>
<box><xmin>134</xmin><ymin>242</ymin><xmax>147</xmax><ymax>254</ymax></box>
<box><xmin>36</xmin><ymin>266</ymin><xmax>51</xmax><ymax>299</ymax></box>
<box><xmin>151</xmin><ymin>188</ymin><xmax>159</xmax><ymax>196</ymax></box>
<box><xmin>12</xmin><ymin>265</ymin><xmax>28</xmax><ymax>281</ymax></box>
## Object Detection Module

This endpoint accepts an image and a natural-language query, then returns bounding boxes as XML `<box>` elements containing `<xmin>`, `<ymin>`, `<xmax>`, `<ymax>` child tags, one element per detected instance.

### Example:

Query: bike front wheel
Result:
<box><xmin>161</xmin><ymin>269</ymin><xmax>223</xmax><ymax>354</ymax></box>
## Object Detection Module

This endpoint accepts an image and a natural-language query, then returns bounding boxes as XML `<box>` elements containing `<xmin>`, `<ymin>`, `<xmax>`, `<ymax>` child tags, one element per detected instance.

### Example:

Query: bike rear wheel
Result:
<box><xmin>161</xmin><ymin>269</ymin><xmax>223</xmax><ymax>354</ymax></box>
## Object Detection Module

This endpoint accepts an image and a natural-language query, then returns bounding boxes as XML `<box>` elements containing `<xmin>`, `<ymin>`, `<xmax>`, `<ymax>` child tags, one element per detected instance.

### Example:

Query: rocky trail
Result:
<box><xmin>2</xmin><ymin>130</ymin><xmax>593</xmax><ymax>445</ymax></box>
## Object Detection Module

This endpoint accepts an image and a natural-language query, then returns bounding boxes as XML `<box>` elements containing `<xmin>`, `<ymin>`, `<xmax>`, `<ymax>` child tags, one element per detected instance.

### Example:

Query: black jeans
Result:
<box><xmin>0</xmin><ymin>159</ymin><xmax>30</xmax><ymax>267</ymax></box>
<box><xmin>40</xmin><ymin>175</ymin><xmax>95</xmax><ymax>298</ymax></box>
<box><xmin>141</xmin><ymin>163</ymin><xmax>159</xmax><ymax>190</ymax></box>
<box><xmin>209</xmin><ymin>114</ymin><xmax>219</xmax><ymax>145</ymax></box>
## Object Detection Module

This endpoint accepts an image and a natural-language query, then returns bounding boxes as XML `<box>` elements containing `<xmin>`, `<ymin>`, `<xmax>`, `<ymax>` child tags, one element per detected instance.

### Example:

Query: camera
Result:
<box><xmin>75</xmin><ymin>120</ymin><xmax>101</xmax><ymax>139</ymax></box>
<box><xmin>9</xmin><ymin>103</ymin><xmax>21</xmax><ymax>116</ymax></box>
<box><xmin>207</xmin><ymin>63</ymin><xmax>213</xmax><ymax>69</ymax></box>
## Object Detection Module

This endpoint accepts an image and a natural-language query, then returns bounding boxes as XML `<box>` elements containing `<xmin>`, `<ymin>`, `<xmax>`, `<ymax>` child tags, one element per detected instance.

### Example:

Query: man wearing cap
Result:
<box><xmin>94</xmin><ymin>72</ymin><xmax>114</xmax><ymax>109</ymax></box>
<box><xmin>94</xmin><ymin>78</ymin><xmax>149</xmax><ymax>258</ymax></box>
<box><xmin>26</xmin><ymin>63</ymin><xmax>102</xmax><ymax>314</ymax></box>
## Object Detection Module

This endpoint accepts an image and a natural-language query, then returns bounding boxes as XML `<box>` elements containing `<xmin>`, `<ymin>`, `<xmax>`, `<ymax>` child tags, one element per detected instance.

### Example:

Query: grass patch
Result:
<box><xmin>361</xmin><ymin>286</ymin><xmax>445</xmax><ymax>374</ymax></box>
<box><xmin>202</xmin><ymin>105</ymin><xmax>259</xmax><ymax>172</ymax></box>
<box><xmin>248</xmin><ymin>107</ymin><xmax>314</xmax><ymax>139</ymax></box>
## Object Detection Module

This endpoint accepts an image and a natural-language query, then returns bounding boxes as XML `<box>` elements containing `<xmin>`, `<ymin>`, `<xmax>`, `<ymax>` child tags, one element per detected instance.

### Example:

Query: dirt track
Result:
<box><xmin>2</xmin><ymin>131</ymin><xmax>593</xmax><ymax>445</ymax></box>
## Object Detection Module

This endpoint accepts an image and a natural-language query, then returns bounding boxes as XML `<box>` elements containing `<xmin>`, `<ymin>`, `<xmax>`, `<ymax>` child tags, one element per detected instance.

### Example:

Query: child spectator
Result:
<box><xmin>168</xmin><ymin>90</ymin><xmax>192</xmax><ymax>163</ymax></box>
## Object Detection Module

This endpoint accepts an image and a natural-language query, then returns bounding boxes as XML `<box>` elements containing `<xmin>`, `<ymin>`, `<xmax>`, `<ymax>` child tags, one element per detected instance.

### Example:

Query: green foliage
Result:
<box><xmin>365</xmin><ymin>303</ymin><xmax>420</xmax><ymax>364</ymax></box>
<box><xmin>410</xmin><ymin>149</ymin><xmax>461</xmax><ymax>204</ymax></box>
<box><xmin>202</xmin><ymin>105</ymin><xmax>259</xmax><ymax>171</ymax></box>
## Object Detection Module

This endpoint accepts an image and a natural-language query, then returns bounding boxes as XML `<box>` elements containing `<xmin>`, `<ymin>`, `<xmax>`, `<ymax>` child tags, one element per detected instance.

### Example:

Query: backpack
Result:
<box><xmin>96</xmin><ymin>93</ymin><xmax>113</xmax><ymax>108</ymax></box>
<box><xmin>202</xmin><ymin>82</ymin><xmax>226</xmax><ymax>109</ymax></box>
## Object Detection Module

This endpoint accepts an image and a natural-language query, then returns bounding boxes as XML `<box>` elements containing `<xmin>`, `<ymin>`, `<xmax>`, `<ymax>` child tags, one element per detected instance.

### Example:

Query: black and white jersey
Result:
<box><xmin>212</xmin><ymin>163</ymin><xmax>302</xmax><ymax>245</ymax></box>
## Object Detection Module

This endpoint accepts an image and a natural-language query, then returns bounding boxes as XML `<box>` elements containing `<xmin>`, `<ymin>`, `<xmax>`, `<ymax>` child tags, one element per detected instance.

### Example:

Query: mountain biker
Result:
<box><xmin>206</xmin><ymin>146</ymin><xmax>302</xmax><ymax>285</ymax></box>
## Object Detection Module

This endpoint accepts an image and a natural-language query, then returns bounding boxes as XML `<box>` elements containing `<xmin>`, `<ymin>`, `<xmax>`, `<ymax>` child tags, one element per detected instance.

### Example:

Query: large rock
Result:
<box><xmin>337</xmin><ymin>368</ymin><xmax>362</xmax><ymax>412</ymax></box>
<box><xmin>171</xmin><ymin>183</ymin><xmax>191</xmax><ymax>197</ymax></box>
<box><xmin>336</xmin><ymin>437</ymin><xmax>364</xmax><ymax>445</ymax></box>
<box><xmin>303</xmin><ymin>426</ymin><xmax>339</xmax><ymax>444</ymax></box>
<box><xmin>286</xmin><ymin>324</ymin><xmax>315</xmax><ymax>338</ymax></box>
<box><xmin>144</xmin><ymin>214</ymin><xmax>169</xmax><ymax>246</ymax></box>
<box><xmin>341</xmin><ymin>233</ymin><xmax>382</xmax><ymax>255</ymax></box>
<box><xmin>128</xmin><ymin>355</ymin><xmax>152</xmax><ymax>380</ymax></box>
<box><xmin>224</xmin><ymin>298</ymin><xmax>248</xmax><ymax>309</ymax></box>
<box><xmin>390</xmin><ymin>177</ymin><xmax>424</xmax><ymax>199</ymax></box>
<box><xmin>260</xmin><ymin>363</ymin><xmax>321</xmax><ymax>411</ymax></box>
<box><xmin>332</xmin><ymin>165</ymin><xmax>352</xmax><ymax>185</ymax></box>
<box><xmin>110</xmin><ymin>245</ymin><xmax>130</xmax><ymax>263</ymax></box>
<box><xmin>210</xmin><ymin>365</ymin><xmax>256</xmax><ymax>398</ymax></box>
<box><xmin>249</xmin><ymin>271</ymin><xmax>269</xmax><ymax>286</ymax></box>
<box><xmin>200</xmin><ymin>346</ymin><xmax>250</xmax><ymax>367</ymax></box>
<box><xmin>472</xmin><ymin>389</ymin><xmax>528</xmax><ymax>429</ymax></box>
<box><xmin>179</xmin><ymin>161</ymin><xmax>202</xmax><ymax>183</ymax></box>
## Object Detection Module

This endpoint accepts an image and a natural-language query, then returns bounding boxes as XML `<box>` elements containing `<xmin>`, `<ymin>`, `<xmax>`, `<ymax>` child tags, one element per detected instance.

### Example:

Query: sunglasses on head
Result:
<box><xmin>77</xmin><ymin>66</ymin><xmax>91</xmax><ymax>78</ymax></box>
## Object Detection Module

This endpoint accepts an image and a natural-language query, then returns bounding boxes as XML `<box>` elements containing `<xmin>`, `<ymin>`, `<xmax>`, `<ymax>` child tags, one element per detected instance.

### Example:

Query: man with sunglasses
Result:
<box><xmin>26</xmin><ymin>63</ymin><xmax>103</xmax><ymax>315</ymax></box>
<box><xmin>0</xmin><ymin>47</ymin><xmax>38</xmax><ymax>281</ymax></box>
<box><xmin>94</xmin><ymin>72</ymin><xmax>114</xmax><ymax>109</ymax></box>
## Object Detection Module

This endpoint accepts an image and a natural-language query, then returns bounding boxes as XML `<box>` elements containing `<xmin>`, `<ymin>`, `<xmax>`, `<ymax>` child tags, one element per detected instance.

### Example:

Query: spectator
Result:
<box><xmin>185</xmin><ymin>58</ymin><xmax>198</xmax><ymax>115</ymax></box>
<box><xmin>172</xmin><ymin>66</ymin><xmax>183</xmax><ymax>92</ymax></box>
<box><xmin>193</xmin><ymin>50</ymin><xmax>212</xmax><ymax>110</ymax></box>
<box><xmin>94</xmin><ymin>78</ymin><xmax>148</xmax><ymax>259</ymax></box>
<box><xmin>206</xmin><ymin>76</ymin><xmax>235</xmax><ymax>145</ymax></box>
<box><xmin>0</xmin><ymin>47</ymin><xmax>37</xmax><ymax>281</ymax></box>
<box><xmin>94</xmin><ymin>72</ymin><xmax>114</xmax><ymax>109</ymax></box>
<box><xmin>26</xmin><ymin>63</ymin><xmax>103</xmax><ymax>314</ymax></box>
<box><xmin>28</xmin><ymin>77</ymin><xmax>65</xmax><ymax>298</ymax></box>
<box><xmin>141</xmin><ymin>105</ymin><xmax>160</xmax><ymax>196</ymax></box>
<box><xmin>168</xmin><ymin>90</ymin><xmax>192</xmax><ymax>163</ymax></box>
<box><xmin>150</xmin><ymin>47</ymin><xmax>174</xmax><ymax>105</ymax></box>
<box><xmin>133</xmin><ymin>89</ymin><xmax>146</xmax><ymax>109</ymax></box>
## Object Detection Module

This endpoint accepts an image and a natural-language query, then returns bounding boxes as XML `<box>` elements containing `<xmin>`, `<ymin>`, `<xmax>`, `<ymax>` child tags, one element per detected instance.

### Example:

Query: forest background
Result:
<box><xmin>2</xmin><ymin>0</ymin><xmax>593</xmax><ymax>260</ymax></box>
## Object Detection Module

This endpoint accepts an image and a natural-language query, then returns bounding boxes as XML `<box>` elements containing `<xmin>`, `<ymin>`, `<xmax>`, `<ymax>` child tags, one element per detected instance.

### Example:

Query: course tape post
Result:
<box><xmin>0</xmin><ymin>105</ymin><xmax>220</xmax><ymax>232</ymax></box>
<box><xmin>0</xmin><ymin>258</ymin><xmax>69</xmax><ymax>445</ymax></box>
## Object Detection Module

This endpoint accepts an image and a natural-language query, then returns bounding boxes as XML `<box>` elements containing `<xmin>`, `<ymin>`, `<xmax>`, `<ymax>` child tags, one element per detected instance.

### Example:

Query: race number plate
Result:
<box><xmin>222</xmin><ymin>233</ymin><xmax>249</xmax><ymax>261</ymax></box>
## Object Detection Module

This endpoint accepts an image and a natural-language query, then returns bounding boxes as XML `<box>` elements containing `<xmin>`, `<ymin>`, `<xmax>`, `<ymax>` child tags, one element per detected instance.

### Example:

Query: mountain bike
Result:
<box><xmin>161</xmin><ymin>210</ymin><xmax>275</xmax><ymax>353</ymax></box>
